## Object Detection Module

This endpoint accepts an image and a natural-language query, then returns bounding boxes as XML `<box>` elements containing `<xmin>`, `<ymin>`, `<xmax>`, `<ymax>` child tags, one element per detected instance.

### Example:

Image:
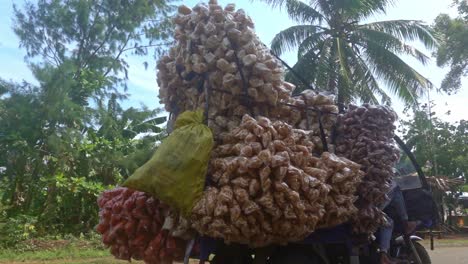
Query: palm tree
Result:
<box><xmin>260</xmin><ymin>0</ymin><xmax>437</xmax><ymax>110</ymax></box>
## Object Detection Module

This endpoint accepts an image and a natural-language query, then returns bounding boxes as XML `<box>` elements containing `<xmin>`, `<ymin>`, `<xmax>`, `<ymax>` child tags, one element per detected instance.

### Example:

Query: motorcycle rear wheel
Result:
<box><xmin>410</xmin><ymin>242</ymin><xmax>431</xmax><ymax>264</ymax></box>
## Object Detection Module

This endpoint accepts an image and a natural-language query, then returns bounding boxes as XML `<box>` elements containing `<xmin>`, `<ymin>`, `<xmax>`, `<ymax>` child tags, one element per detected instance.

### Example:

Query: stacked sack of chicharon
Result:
<box><xmin>97</xmin><ymin>187</ymin><xmax>194</xmax><ymax>263</ymax></box>
<box><xmin>335</xmin><ymin>104</ymin><xmax>400</xmax><ymax>234</ymax></box>
<box><xmin>316</xmin><ymin>152</ymin><xmax>363</xmax><ymax>228</ymax></box>
<box><xmin>156</xmin><ymin>1</ymin><xmax>339</xmax><ymax>143</ymax></box>
<box><xmin>191</xmin><ymin>115</ymin><xmax>362</xmax><ymax>247</ymax></box>
<box><xmin>154</xmin><ymin>1</ymin><xmax>364</xmax><ymax>247</ymax></box>
<box><xmin>157</xmin><ymin>1</ymin><xmax>289</xmax><ymax>137</ymax></box>
<box><xmin>269</xmin><ymin>90</ymin><xmax>339</xmax><ymax>152</ymax></box>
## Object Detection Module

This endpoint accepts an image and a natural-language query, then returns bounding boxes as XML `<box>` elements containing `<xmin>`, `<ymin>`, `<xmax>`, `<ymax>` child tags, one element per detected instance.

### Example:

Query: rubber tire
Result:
<box><xmin>412</xmin><ymin>242</ymin><xmax>431</xmax><ymax>264</ymax></box>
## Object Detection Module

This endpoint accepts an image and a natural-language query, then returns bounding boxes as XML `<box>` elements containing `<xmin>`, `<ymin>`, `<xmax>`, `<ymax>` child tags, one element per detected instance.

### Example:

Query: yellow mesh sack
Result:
<box><xmin>123</xmin><ymin>109</ymin><xmax>213</xmax><ymax>216</ymax></box>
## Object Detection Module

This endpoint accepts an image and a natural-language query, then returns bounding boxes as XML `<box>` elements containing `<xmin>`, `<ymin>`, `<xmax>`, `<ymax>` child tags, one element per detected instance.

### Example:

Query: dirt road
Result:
<box><xmin>428</xmin><ymin>246</ymin><xmax>468</xmax><ymax>263</ymax></box>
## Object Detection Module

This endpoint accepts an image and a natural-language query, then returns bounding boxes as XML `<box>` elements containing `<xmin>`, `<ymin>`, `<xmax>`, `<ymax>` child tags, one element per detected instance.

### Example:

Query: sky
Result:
<box><xmin>0</xmin><ymin>0</ymin><xmax>466</xmax><ymax>124</ymax></box>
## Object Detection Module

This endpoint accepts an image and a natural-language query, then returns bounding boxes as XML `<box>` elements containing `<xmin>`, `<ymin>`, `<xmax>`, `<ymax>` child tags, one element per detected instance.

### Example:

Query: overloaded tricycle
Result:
<box><xmin>96</xmin><ymin>2</ymin><xmax>439</xmax><ymax>264</ymax></box>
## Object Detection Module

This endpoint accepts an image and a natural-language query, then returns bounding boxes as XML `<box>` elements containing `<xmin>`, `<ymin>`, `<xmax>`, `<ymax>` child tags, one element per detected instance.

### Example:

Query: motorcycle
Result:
<box><xmin>385</xmin><ymin>175</ymin><xmax>438</xmax><ymax>264</ymax></box>
<box><xmin>352</xmin><ymin>172</ymin><xmax>437</xmax><ymax>264</ymax></box>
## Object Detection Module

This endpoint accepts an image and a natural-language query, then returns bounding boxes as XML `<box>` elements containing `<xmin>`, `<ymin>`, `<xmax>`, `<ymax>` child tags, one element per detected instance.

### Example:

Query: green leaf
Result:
<box><xmin>271</xmin><ymin>25</ymin><xmax>323</xmax><ymax>55</ymax></box>
<box><xmin>362</xmin><ymin>20</ymin><xmax>438</xmax><ymax>50</ymax></box>
<box><xmin>363</xmin><ymin>40</ymin><xmax>432</xmax><ymax>104</ymax></box>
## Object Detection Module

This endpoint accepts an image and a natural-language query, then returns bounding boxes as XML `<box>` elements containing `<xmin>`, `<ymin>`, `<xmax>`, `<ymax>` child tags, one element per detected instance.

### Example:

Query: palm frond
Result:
<box><xmin>354</xmin><ymin>28</ymin><xmax>430</xmax><ymax>65</ymax></box>
<box><xmin>336</xmin><ymin>37</ymin><xmax>382</xmax><ymax>104</ymax></box>
<box><xmin>314</xmin><ymin>39</ymin><xmax>335</xmax><ymax>91</ymax></box>
<box><xmin>336</xmin><ymin>37</ymin><xmax>353</xmax><ymax>87</ymax></box>
<box><xmin>285</xmin><ymin>48</ymin><xmax>317</xmax><ymax>94</ymax></box>
<box><xmin>361</xmin><ymin>20</ymin><xmax>438</xmax><ymax>50</ymax></box>
<box><xmin>344</xmin><ymin>42</ymin><xmax>391</xmax><ymax>104</ymax></box>
<box><xmin>297</xmin><ymin>32</ymin><xmax>328</xmax><ymax>57</ymax></box>
<box><xmin>359</xmin><ymin>0</ymin><xmax>396</xmax><ymax>14</ymax></box>
<box><xmin>363</xmin><ymin>40</ymin><xmax>433</xmax><ymax>105</ymax></box>
<box><xmin>255</xmin><ymin>0</ymin><xmax>328</xmax><ymax>23</ymax></box>
<box><xmin>271</xmin><ymin>25</ymin><xmax>323</xmax><ymax>55</ymax></box>
<box><xmin>286</xmin><ymin>39</ymin><xmax>333</xmax><ymax>93</ymax></box>
<box><xmin>334</xmin><ymin>0</ymin><xmax>396</xmax><ymax>20</ymax></box>
<box><xmin>284</xmin><ymin>0</ymin><xmax>326</xmax><ymax>24</ymax></box>
<box><xmin>313</xmin><ymin>0</ymin><xmax>332</xmax><ymax>17</ymax></box>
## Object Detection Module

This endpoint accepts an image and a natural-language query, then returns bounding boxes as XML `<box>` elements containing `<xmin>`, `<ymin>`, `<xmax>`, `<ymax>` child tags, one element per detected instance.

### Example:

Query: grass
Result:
<box><xmin>0</xmin><ymin>257</ymin><xmax>138</xmax><ymax>264</ymax></box>
<box><xmin>461</xmin><ymin>184</ymin><xmax>468</xmax><ymax>192</ymax></box>
<box><xmin>0</xmin><ymin>238</ymin><xmax>142</xmax><ymax>264</ymax></box>
<box><xmin>0</xmin><ymin>246</ymin><xmax>124</xmax><ymax>263</ymax></box>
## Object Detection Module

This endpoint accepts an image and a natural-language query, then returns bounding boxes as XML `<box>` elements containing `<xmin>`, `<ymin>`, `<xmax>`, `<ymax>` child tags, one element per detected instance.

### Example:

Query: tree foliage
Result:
<box><xmin>260</xmin><ymin>0</ymin><xmax>437</xmax><ymax>109</ymax></box>
<box><xmin>399</xmin><ymin>102</ymin><xmax>468</xmax><ymax>224</ymax></box>
<box><xmin>433</xmin><ymin>0</ymin><xmax>468</xmax><ymax>94</ymax></box>
<box><xmin>13</xmin><ymin>0</ymin><xmax>174</xmax><ymax>104</ymax></box>
<box><xmin>0</xmin><ymin>0</ymin><xmax>173</xmax><ymax>244</ymax></box>
<box><xmin>400</xmin><ymin>103</ymin><xmax>468</xmax><ymax>180</ymax></box>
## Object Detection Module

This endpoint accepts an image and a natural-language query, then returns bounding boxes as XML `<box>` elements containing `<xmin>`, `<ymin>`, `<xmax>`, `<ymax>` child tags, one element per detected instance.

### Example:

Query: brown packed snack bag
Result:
<box><xmin>191</xmin><ymin>115</ymin><xmax>362</xmax><ymax>247</ymax></box>
<box><xmin>97</xmin><ymin>187</ymin><xmax>193</xmax><ymax>263</ymax></box>
<box><xmin>335</xmin><ymin>104</ymin><xmax>399</xmax><ymax>234</ymax></box>
<box><xmin>157</xmin><ymin>1</ymin><xmax>339</xmax><ymax>145</ymax></box>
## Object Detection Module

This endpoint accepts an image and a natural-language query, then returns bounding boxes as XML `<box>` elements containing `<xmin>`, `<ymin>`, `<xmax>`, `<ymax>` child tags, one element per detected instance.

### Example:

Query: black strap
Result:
<box><xmin>330</xmin><ymin>122</ymin><xmax>338</xmax><ymax>146</ymax></box>
<box><xmin>318</xmin><ymin>112</ymin><xmax>329</xmax><ymax>152</ymax></box>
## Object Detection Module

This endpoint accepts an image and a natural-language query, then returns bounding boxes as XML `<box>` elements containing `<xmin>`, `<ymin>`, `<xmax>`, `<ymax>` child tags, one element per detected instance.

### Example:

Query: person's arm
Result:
<box><xmin>390</xmin><ymin>186</ymin><xmax>408</xmax><ymax>222</ymax></box>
